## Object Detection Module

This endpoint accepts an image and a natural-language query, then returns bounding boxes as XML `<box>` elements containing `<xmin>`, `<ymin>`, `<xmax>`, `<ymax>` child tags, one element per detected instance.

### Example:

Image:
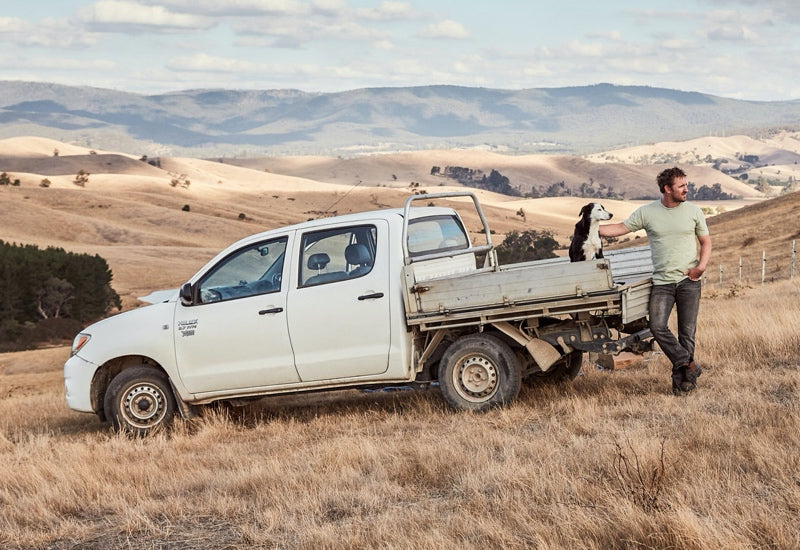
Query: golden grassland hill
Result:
<box><xmin>224</xmin><ymin>147</ymin><xmax>762</xmax><ymax>199</ymax></box>
<box><xmin>586</xmin><ymin>133</ymin><xmax>800</xmax><ymax>166</ymax></box>
<box><xmin>1</xmin><ymin>280</ymin><xmax>799</xmax><ymax>548</ymax></box>
<box><xmin>587</xmin><ymin>133</ymin><xmax>800</xmax><ymax>192</ymax></box>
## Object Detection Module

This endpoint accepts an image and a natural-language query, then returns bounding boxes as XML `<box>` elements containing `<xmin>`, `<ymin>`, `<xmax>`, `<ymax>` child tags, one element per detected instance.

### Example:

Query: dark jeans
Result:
<box><xmin>649</xmin><ymin>278</ymin><xmax>702</xmax><ymax>369</ymax></box>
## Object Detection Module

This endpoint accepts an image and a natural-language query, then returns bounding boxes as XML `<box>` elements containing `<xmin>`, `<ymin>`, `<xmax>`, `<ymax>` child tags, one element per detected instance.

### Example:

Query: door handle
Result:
<box><xmin>258</xmin><ymin>307</ymin><xmax>284</xmax><ymax>315</ymax></box>
<box><xmin>358</xmin><ymin>292</ymin><xmax>384</xmax><ymax>301</ymax></box>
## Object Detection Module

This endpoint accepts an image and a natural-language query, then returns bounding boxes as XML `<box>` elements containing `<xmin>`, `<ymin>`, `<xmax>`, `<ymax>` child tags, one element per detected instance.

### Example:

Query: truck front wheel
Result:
<box><xmin>438</xmin><ymin>334</ymin><xmax>521</xmax><ymax>411</ymax></box>
<box><xmin>104</xmin><ymin>366</ymin><xmax>177</xmax><ymax>435</ymax></box>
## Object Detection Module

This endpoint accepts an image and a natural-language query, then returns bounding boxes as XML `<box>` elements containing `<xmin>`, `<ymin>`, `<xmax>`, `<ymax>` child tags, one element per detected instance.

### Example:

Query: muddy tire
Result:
<box><xmin>528</xmin><ymin>350</ymin><xmax>583</xmax><ymax>383</ymax></box>
<box><xmin>438</xmin><ymin>334</ymin><xmax>521</xmax><ymax>411</ymax></box>
<box><xmin>104</xmin><ymin>366</ymin><xmax>177</xmax><ymax>436</ymax></box>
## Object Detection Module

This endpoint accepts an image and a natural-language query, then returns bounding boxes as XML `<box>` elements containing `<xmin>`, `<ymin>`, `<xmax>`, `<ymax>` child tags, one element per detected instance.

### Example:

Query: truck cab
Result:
<box><xmin>64</xmin><ymin>204</ymin><xmax>477</xmax><ymax>434</ymax></box>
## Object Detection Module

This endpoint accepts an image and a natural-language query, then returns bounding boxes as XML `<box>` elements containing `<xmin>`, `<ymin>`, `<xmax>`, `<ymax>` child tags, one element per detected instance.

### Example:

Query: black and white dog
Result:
<box><xmin>569</xmin><ymin>202</ymin><xmax>613</xmax><ymax>262</ymax></box>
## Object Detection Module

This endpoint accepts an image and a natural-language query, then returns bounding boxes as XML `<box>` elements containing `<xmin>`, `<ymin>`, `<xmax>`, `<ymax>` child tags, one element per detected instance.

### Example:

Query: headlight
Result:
<box><xmin>71</xmin><ymin>333</ymin><xmax>91</xmax><ymax>356</ymax></box>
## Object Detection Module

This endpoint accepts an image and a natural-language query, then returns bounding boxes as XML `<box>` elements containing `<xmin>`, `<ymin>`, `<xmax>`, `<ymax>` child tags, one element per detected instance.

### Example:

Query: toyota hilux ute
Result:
<box><xmin>65</xmin><ymin>192</ymin><xmax>654</xmax><ymax>434</ymax></box>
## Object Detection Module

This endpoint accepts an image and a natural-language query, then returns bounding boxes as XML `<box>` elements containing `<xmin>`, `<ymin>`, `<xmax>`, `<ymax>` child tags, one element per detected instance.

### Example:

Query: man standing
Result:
<box><xmin>600</xmin><ymin>167</ymin><xmax>712</xmax><ymax>395</ymax></box>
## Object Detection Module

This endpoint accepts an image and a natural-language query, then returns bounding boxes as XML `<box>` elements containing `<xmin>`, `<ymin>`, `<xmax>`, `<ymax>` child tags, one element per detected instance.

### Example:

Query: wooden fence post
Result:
<box><xmin>738</xmin><ymin>256</ymin><xmax>742</xmax><ymax>286</ymax></box>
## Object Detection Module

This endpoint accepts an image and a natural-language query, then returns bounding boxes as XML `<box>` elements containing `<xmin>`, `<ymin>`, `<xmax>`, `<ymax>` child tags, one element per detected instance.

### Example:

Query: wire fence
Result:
<box><xmin>706</xmin><ymin>240</ymin><xmax>796</xmax><ymax>289</ymax></box>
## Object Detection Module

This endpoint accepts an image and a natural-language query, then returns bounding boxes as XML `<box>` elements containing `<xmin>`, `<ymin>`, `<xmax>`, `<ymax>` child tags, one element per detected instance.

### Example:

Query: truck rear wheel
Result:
<box><xmin>528</xmin><ymin>350</ymin><xmax>583</xmax><ymax>383</ymax></box>
<box><xmin>438</xmin><ymin>334</ymin><xmax>521</xmax><ymax>411</ymax></box>
<box><xmin>104</xmin><ymin>366</ymin><xmax>177</xmax><ymax>436</ymax></box>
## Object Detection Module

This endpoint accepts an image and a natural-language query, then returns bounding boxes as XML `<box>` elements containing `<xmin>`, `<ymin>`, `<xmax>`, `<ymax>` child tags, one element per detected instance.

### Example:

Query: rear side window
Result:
<box><xmin>407</xmin><ymin>215</ymin><xmax>469</xmax><ymax>257</ymax></box>
<box><xmin>299</xmin><ymin>225</ymin><xmax>377</xmax><ymax>286</ymax></box>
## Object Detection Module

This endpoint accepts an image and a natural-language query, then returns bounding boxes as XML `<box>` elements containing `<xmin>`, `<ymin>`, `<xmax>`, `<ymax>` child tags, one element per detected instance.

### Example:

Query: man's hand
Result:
<box><xmin>685</xmin><ymin>266</ymin><xmax>705</xmax><ymax>281</ymax></box>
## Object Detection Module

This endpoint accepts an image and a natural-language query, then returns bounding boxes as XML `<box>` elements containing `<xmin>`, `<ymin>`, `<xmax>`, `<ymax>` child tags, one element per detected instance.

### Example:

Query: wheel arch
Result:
<box><xmin>90</xmin><ymin>355</ymin><xmax>169</xmax><ymax>422</ymax></box>
<box><xmin>438</xmin><ymin>331</ymin><xmax>522</xmax><ymax>411</ymax></box>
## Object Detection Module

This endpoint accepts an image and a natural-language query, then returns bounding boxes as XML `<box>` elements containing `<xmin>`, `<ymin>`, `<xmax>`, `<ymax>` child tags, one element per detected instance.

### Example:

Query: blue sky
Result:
<box><xmin>1</xmin><ymin>0</ymin><xmax>799</xmax><ymax>100</ymax></box>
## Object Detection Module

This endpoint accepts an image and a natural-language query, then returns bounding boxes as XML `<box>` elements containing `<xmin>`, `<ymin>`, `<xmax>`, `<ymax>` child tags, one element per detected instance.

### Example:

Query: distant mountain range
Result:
<box><xmin>1</xmin><ymin>81</ymin><xmax>799</xmax><ymax>157</ymax></box>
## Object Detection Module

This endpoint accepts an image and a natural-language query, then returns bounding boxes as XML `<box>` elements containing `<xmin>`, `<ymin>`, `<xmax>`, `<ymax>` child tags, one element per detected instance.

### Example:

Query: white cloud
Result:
<box><xmin>391</xmin><ymin>58</ymin><xmax>429</xmax><ymax>76</ymax></box>
<box><xmin>235</xmin><ymin>17</ymin><xmax>384</xmax><ymax>43</ymax></box>
<box><xmin>417</xmin><ymin>20</ymin><xmax>470</xmax><ymax>39</ymax></box>
<box><xmin>312</xmin><ymin>0</ymin><xmax>346</xmax><ymax>16</ymax></box>
<box><xmin>143</xmin><ymin>0</ymin><xmax>309</xmax><ymax>16</ymax></box>
<box><xmin>588</xmin><ymin>30</ymin><xmax>623</xmax><ymax>41</ymax></box>
<box><xmin>0</xmin><ymin>16</ymin><xmax>98</xmax><ymax>48</ymax></box>
<box><xmin>661</xmin><ymin>37</ymin><xmax>698</xmax><ymax>50</ymax></box>
<box><xmin>564</xmin><ymin>40</ymin><xmax>605</xmax><ymax>57</ymax></box>
<box><xmin>167</xmin><ymin>53</ymin><xmax>262</xmax><ymax>73</ymax></box>
<box><xmin>702</xmin><ymin>0</ymin><xmax>800</xmax><ymax>22</ymax></box>
<box><xmin>31</xmin><ymin>57</ymin><xmax>118</xmax><ymax>71</ymax></box>
<box><xmin>80</xmin><ymin>1</ymin><xmax>215</xmax><ymax>31</ymax></box>
<box><xmin>356</xmin><ymin>2</ymin><xmax>415</xmax><ymax>21</ymax></box>
<box><xmin>522</xmin><ymin>64</ymin><xmax>553</xmax><ymax>78</ymax></box>
<box><xmin>707</xmin><ymin>24</ymin><xmax>757</xmax><ymax>41</ymax></box>
<box><xmin>373</xmin><ymin>39</ymin><xmax>395</xmax><ymax>50</ymax></box>
<box><xmin>0</xmin><ymin>17</ymin><xmax>30</xmax><ymax>33</ymax></box>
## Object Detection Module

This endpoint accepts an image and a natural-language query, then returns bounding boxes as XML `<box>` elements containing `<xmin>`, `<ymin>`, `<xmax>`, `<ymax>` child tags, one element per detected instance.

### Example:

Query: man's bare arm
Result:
<box><xmin>686</xmin><ymin>234</ymin><xmax>712</xmax><ymax>281</ymax></box>
<box><xmin>598</xmin><ymin>222</ymin><xmax>631</xmax><ymax>238</ymax></box>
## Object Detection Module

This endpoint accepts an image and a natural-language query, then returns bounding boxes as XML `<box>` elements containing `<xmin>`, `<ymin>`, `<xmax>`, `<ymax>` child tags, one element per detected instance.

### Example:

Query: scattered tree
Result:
<box><xmin>169</xmin><ymin>173</ymin><xmax>191</xmax><ymax>188</ymax></box>
<box><xmin>495</xmin><ymin>230</ymin><xmax>559</xmax><ymax>264</ymax></box>
<box><xmin>73</xmin><ymin>170</ymin><xmax>90</xmax><ymax>187</ymax></box>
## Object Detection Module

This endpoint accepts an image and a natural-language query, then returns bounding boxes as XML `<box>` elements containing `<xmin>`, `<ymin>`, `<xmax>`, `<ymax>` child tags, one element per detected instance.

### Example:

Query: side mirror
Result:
<box><xmin>180</xmin><ymin>283</ymin><xmax>194</xmax><ymax>306</ymax></box>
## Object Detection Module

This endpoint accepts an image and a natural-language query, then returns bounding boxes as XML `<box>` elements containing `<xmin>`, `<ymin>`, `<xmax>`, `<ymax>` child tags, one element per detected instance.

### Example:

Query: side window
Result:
<box><xmin>300</xmin><ymin>225</ymin><xmax>377</xmax><ymax>286</ymax></box>
<box><xmin>407</xmin><ymin>215</ymin><xmax>469</xmax><ymax>257</ymax></box>
<box><xmin>198</xmin><ymin>237</ymin><xmax>288</xmax><ymax>303</ymax></box>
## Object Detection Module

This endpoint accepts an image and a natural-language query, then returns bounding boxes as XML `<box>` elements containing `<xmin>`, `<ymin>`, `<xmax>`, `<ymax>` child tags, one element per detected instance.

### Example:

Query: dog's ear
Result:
<box><xmin>579</xmin><ymin>203</ymin><xmax>592</xmax><ymax>217</ymax></box>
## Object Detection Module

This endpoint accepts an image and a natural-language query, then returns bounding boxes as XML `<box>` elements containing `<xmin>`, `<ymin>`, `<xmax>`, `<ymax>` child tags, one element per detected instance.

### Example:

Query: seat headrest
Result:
<box><xmin>345</xmin><ymin>244</ymin><xmax>372</xmax><ymax>266</ymax></box>
<box><xmin>307</xmin><ymin>253</ymin><xmax>330</xmax><ymax>270</ymax></box>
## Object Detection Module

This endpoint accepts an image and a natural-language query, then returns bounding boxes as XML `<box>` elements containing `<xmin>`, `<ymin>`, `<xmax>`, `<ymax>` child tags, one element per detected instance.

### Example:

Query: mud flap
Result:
<box><xmin>492</xmin><ymin>321</ymin><xmax>563</xmax><ymax>372</ymax></box>
<box><xmin>525</xmin><ymin>338</ymin><xmax>563</xmax><ymax>372</ymax></box>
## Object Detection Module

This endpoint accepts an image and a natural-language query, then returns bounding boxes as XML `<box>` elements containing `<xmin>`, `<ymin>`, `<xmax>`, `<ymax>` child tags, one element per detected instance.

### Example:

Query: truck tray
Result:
<box><xmin>403</xmin><ymin>258</ymin><xmax>630</xmax><ymax>329</ymax></box>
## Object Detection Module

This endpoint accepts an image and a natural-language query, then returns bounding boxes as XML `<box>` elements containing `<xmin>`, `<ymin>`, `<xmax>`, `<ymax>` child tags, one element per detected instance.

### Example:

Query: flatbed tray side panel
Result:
<box><xmin>621</xmin><ymin>278</ymin><xmax>652</xmax><ymax>324</ymax></box>
<box><xmin>404</xmin><ymin>259</ymin><xmax>614</xmax><ymax>317</ymax></box>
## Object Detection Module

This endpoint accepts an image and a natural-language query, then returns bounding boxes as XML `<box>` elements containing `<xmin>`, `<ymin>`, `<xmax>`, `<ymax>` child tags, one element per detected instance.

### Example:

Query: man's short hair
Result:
<box><xmin>657</xmin><ymin>167</ymin><xmax>686</xmax><ymax>193</ymax></box>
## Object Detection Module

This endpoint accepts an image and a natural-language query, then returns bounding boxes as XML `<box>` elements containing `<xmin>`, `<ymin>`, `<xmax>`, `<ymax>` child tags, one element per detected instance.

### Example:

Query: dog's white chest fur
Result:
<box><xmin>582</xmin><ymin>219</ymin><xmax>602</xmax><ymax>259</ymax></box>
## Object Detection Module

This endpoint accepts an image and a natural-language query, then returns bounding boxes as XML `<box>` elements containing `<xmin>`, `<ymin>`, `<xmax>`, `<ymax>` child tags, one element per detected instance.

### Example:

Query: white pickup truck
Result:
<box><xmin>64</xmin><ymin>192</ymin><xmax>654</xmax><ymax>434</ymax></box>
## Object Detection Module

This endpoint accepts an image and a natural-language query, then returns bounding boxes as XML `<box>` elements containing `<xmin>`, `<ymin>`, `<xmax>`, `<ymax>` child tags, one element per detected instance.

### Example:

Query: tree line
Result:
<box><xmin>431</xmin><ymin>166</ymin><xmax>522</xmax><ymax>196</ymax></box>
<box><xmin>0</xmin><ymin>241</ymin><xmax>121</xmax><ymax>349</ymax></box>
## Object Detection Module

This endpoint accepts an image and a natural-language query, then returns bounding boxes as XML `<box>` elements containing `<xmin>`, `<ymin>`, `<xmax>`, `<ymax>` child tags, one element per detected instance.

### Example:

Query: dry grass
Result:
<box><xmin>1</xmin><ymin>281</ymin><xmax>799</xmax><ymax>549</ymax></box>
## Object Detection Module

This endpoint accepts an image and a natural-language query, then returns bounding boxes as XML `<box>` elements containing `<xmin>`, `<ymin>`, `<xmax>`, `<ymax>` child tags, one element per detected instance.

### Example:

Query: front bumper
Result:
<box><xmin>64</xmin><ymin>354</ymin><xmax>100</xmax><ymax>413</ymax></box>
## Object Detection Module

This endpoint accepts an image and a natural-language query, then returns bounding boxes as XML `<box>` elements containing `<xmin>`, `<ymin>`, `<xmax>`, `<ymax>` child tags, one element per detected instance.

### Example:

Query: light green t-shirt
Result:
<box><xmin>623</xmin><ymin>201</ymin><xmax>709</xmax><ymax>285</ymax></box>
